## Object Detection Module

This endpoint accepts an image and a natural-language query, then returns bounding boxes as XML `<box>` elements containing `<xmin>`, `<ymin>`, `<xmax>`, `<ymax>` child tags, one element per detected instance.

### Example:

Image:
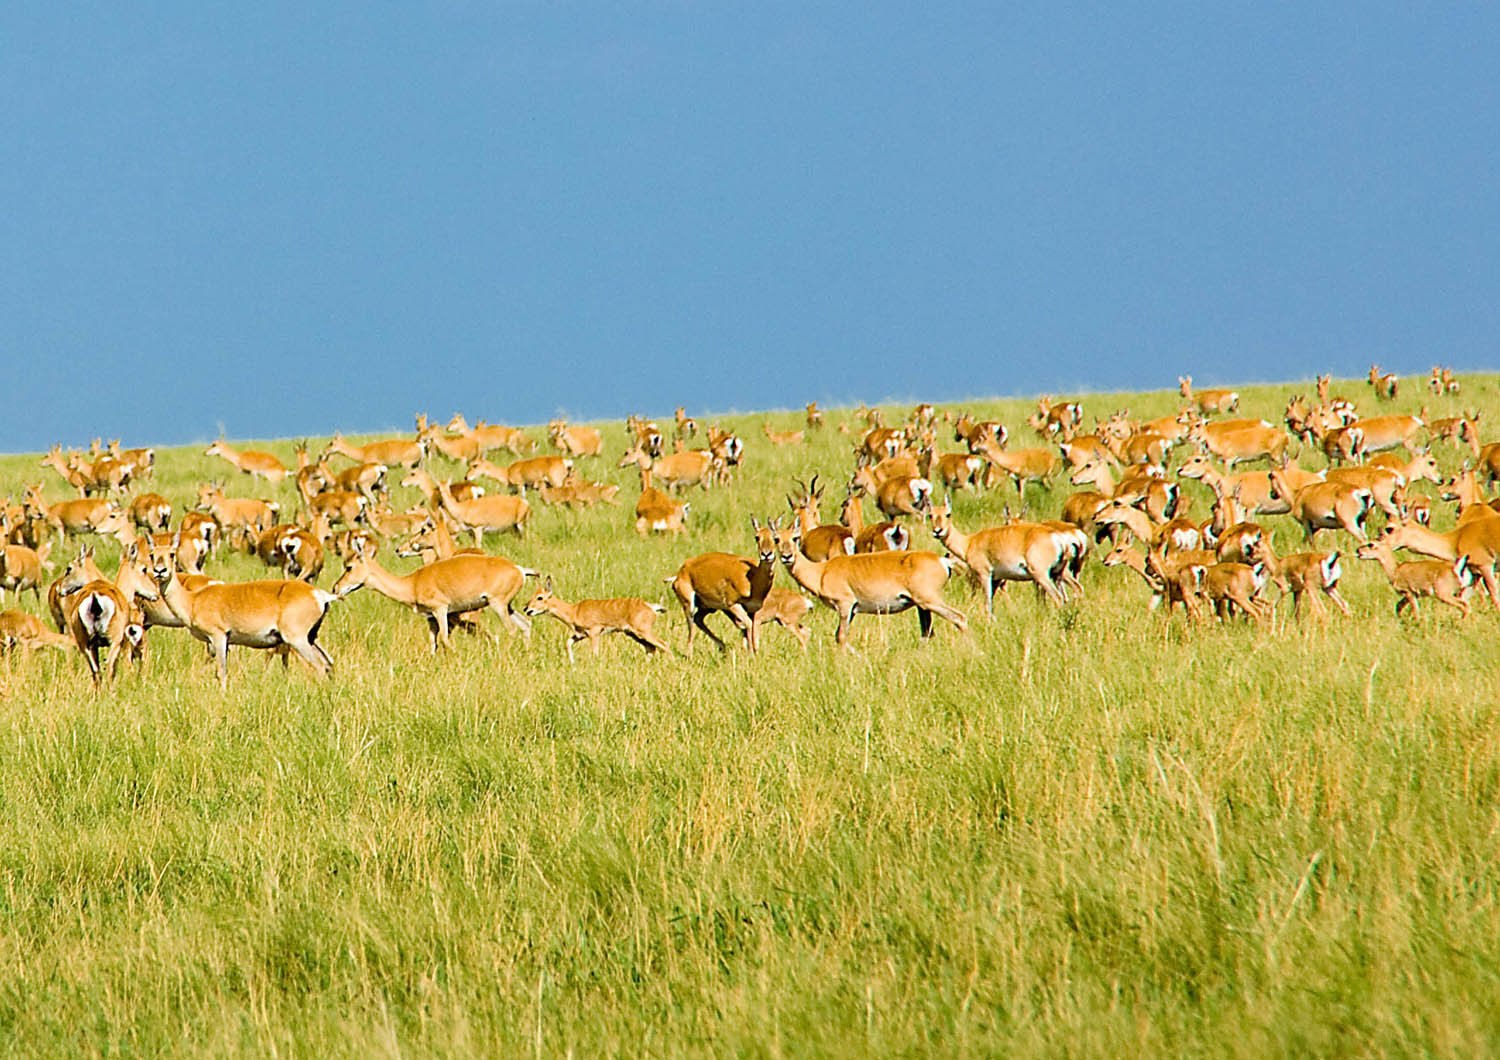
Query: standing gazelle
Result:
<box><xmin>331</xmin><ymin>543</ymin><xmax>535</xmax><ymax>651</ymax></box>
<box><xmin>770</xmin><ymin>520</ymin><xmax>967</xmax><ymax>646</ymax></box>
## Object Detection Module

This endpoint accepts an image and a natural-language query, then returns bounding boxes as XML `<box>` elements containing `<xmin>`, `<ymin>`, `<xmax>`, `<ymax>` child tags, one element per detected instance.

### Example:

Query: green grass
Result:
<box><xmin>1</xmin><ymin>376</ymin><xmax>1499</xmax><ymax>1056</ymax></box>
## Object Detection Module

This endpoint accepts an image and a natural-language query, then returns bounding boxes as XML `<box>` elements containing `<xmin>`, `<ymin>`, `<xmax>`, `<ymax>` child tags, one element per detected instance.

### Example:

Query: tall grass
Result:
<box><xmin>1</xmin><ymin>377</ymin><xmax>1498</xmax><ymax>1056</ymax></box>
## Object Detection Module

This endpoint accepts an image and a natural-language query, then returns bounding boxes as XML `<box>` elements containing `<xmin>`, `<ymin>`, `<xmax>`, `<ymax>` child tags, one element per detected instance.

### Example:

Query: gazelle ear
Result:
<box><xmin>544</xmin><ymin>576</ymin><xmax>554</xmax><ymax>592</ymax></box>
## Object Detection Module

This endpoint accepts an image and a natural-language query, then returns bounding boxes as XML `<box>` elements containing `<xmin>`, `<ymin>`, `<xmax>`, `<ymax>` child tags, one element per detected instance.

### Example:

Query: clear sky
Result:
<box><xmin>3</xmin><ymin>3</ymin><xmax>1496</xmax><ymax>452</ymax></box>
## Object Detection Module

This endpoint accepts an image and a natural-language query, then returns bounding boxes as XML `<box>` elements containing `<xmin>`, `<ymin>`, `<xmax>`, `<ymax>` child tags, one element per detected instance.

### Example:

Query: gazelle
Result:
<box><xmin>40</xmin><ymin>445</ymin><xmax>93</xmax><ymax>496</ymax></box>
<box><xmin>841</xmin><ymin>482</ymin><xmax>911</xmax><ymax>553</ymax></box>
<box><xmin>66</xmin><ymin>580</ymin><xmax>146</xmax><ymax>685</ymax></box>
<box><xmin>762</xmin><ymin>423</ymin><xmax>805</xmax><ymax>447</ymax></box>
<box><xmin>1188</xmin><ymin>421</ymin><xmax>1288</xmax><ymax>469</ymax></box>
<box><xmin>332</xmin><ymin>542</ymin><xmax>534</xmax><ymax>650</ymax></box>
<box><xmin>1178</xmin><ymin>375</ymin><xmax>1240</xmax><ymax>414</ymax></box>
<box><xmin>785</xmin><ymin>477</ymin><xmax>855</xmax><ymax>561</ymax></box>
<box><xmin>205</xmin><ymin>440</ymin><xmax>289</xmax><ymax>485</ymax></box>
<box><xmin>617</xmin><ymin>444</ymin><xmax>717</xmax><ymax>492</ymax></box>
<box><xmin>1248</xmin><ymin>539</ymin><xmax>1349</xmax><ymax>619</ymax></box>
<box><xmin>128</xmin><ymin>492</ymin><xmax>173</xmax><ymax>533</ymax></box>
<box><xmin>24</xmin><ymin>486</ymin><xmax>124</xmax><ymax>544</ymax></box>
<box><xmin>400</xmin><ymin>467</ymin><xmax>485</xmax><ymax>507</ymax></box>
<box><xmin>444</xmin><ymin>414</ymin><xmax>534</xmax><ymax>457</ymax></box>
<box><xmin>537</xmin><ymin>476</ymin><xmax>621</xmax><ymax>509</ymax></box>
<box><xmin>394</xmin><ymin>515</ymin><xmax>484</xmax><ymax>564</ymax></box>
<box><xmin>669</xmin><ymin>520</ymin><xmax>777</xmax><ymax>652</ymax></box>
<box><xmin>0</xmin><ymin>540</ymin><xmax>48</xmax><ymax>605</ymax></box>
<box><xmin>805</xmin><ymin>402</ymin><xmax>824</xmax><ymax>432</ymax></box>
<box><xmin>1188</xmin><ymin>562</ymin><xmax>1273</xmax><ymax>621</ymax></box>
<box><xmin>934</xmin><ymin>452</ymin><xmax>988</xmax><ymax>493</ymax></box>
<box><xmin>1177</xmin><ymin>451</ymin><xmax>1316</xmax><ymax>516</ymax></box>
<box><xmin>753</xmin><ymin>588</ymin><xmax>815</xmax><ymax>649</ymax></box>
<box><xmin>1101</xmin><ymin>543</ymin><xmax>1215</xmax><ymax>619</ymax></box>
<box><xmin>626</xmin><ymin>459</ymin><xmax>689</xmax><ymax>535</ymax></box>
<box><xmin>928</xmin><ymin>500</ymin><xmax>1075</xmax><ymax>612</ymax></box>
<box><xmin>470</xmin><ymin>455</ymin><xmax>572</xmax><ymax>492</ymax></box>
<box><xmin>196</xmin><ymin>483</ymin><xmax>280</xmax><ymax>550</ymax></box>
<box><xmin>1367</xmin><ymin>364</ymin><xmax>1399</xmax><ymax>400</ymax></box>
<box><xmin>418</xmin><ymin>422</ymin><xmax>481</xmax><ymax>464</ymax></box>
<box><xmin>433</xmin><ymin>479</ymin><xmax>530</xmax><ymax>546</ymax></box>
<box><xmin>1348</xmin><ymin>413</ymin><xmax>1424</xmax><ymax>455</ymax></box>
<box><xmin>322</xmin><ymin>432</ymin><xmax>425</xmax><ymax>470</ymax></box>
<box><xmin>772</xmin><ymin>520</ymin><xmax>967</xmax><ymax>645</ymax></box>
<box><xmin>548</xmin><ymin>420</ymin><xmax>603</xmax><ymax>458</ymax></box>
<box><xmin>0</xmin><ymin>610</ymin><xmax>73</xmax><ymax>653</ymax></box>
<box><xmin>675</xmin><ymin>406</ymin><xmax>699</xmax><ymax>439</ymax></box>
<box><xmin>523</xmin><ymin>578</ymin><xmax>670</xmax><ymax>661</ymax></box>
<box><xmin>974</xmin><ymin>438</ymin><xmax>1059</xmax><ymax>499</ymax></box>
<box><xmin>1356</xmin><ymin>538</ymin><xmax>1473</xmax><ymax>618</ymax></box>
<box><xmin>1375</xmin><ymin>516</ymin><xmax>1500</xmax><ymax>607</ymax></box>
<box><xmin>851</xmin><ymin>465</ymin><xmax>933</xmax><ymax>520</ymax></box>
<box><xmin>149</xmin><ymin>551</ymin><xmax>338</xmax><ymax>686</ymax></box>
<box><xmin>1268</xmin><ymin>469</ymin><xmax>1375</xmax><ymax>542</ymax></box>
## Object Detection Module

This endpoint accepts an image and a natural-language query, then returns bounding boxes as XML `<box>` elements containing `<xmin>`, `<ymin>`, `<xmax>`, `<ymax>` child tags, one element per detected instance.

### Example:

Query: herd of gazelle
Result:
<box><xmin>3</xmin><ymin>366</ymin><xmax>1494</xmax><ymax>686</ymax></box>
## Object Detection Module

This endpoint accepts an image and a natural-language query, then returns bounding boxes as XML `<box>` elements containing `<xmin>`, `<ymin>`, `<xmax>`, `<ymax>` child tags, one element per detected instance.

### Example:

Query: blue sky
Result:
<box><xmin>2</xmin><ymin>3</ymin><xmax>1496</xmax><ymax>452</ymax></box>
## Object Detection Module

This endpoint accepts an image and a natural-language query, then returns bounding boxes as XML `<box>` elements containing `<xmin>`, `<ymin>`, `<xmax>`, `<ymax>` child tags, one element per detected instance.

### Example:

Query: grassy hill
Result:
<box><xmin>1</xmin><ymin>375</ymin><xmax>1498</xmax><ymax>1056</ymax></box>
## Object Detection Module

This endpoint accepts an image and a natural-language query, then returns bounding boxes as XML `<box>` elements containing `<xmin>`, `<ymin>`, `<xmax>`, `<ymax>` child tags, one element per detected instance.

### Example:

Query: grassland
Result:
<box><xmin>1</xmin><ymin>376</ymin><xmax>1498</xmax><ymax>1057</ymax></box>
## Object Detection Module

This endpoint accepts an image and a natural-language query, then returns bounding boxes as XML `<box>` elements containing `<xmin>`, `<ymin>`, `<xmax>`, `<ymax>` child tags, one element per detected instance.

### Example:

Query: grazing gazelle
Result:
<box><xmin>522</xmin><ymin>578</ymin><xmax>670</xmax><ymax>661</ymax></box>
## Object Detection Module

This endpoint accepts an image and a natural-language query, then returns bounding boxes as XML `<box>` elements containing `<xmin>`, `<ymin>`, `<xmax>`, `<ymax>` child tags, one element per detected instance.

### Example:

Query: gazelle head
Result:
<box><xmin>751</xmin><ymin>517</ymin><xmax>778</xmax><ymax>564</ymax></box>
<box><xmin>522</xmin><ymin>577</ymin><xmax>561</xmax><ymax>618</ymax></box>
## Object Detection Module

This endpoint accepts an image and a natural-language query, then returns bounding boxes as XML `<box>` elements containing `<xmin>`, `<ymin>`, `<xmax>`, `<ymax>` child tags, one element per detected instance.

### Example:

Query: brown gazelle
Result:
<box><xmin>523</xmin><ymin>578</ymin><xmax>670</xmax><ymax>661</ymax></box>
<box><xmin>1268</xmin><ymin>469</ymin><xmax>1375</xmax><ymax>542</ymax></box>
<box><xmin>0</xmin><ymin>610</ymin><xmax>74</xmax><ymax>653</ymax></box>
<box><xmin>469</xmin><ymin>455</ymin><xmax>572</xmax><ymax>492</ymax></box>
<box><xmin>762</xmin><ymin>423</ymin><xmax>805</xmax><ymax>447</ymax></box>
<box><xmin>149</xmin><ymin>550</ymin><xmax>338</xmax><ymax>686</ymax></box>
<box><xmin>1375</xmin><ymin>516</ymin><xmax>1500</xmax><ymax>608</ymax></box>
<box><xmin>1249</xmin><ymin>539</ymin><xmax>1349</xmax><ymax>620</ymax></box>
<box><xmin>400</xmin><ymin>467</ymin><xmax>485</xmax><ymax>507</ymax></box>
<box><xmin>928</xmin><ymin>500</ymin><xmax>1074</xmax><ymax>611</ymax></box>
<box><xmin>772</xmin><ymin>520</ymin><xmax>967</xmax><ymax>645</ymax></box>
<box><xmin>433</xmin><ymin>479</ymin><xmax>530</xmax><ymax>546</ymax></box>
<box><xmin>617</xmin><ymin>444</ymin><xmax>716</xmax><ymax>493</ymax></box>
<box><xmin>332</xmin><ymin>541</ymin><xmax>534</xmax><ymax>650</ymax></box>
<box><xmin>1367</xmin><ymin>364</ymin><xmax>1399</xmax><ymax>400</ymax></box>
<box><xmin>322</xmin><ymin>432</ymin><xmax>424</xmax><ymax>470</ymax></box>
<box><xmin>196</xmin><ymin>483</ymin><xmax>280</xmax><ymax>550</ymax></box>
<box><xmin>0</xmin><ymin>539</ymin><xmax>47</xmax><ymax>605</ymax></box>
<box><xmin>669</xmin><ymin>521</ymin><xmax>778</xmax><ymax>652</ymax></box>
<box><xmin>444</xmin><ymin>414</ymin><xmax>534</xmax><ymax>457</ymax></box>
<box><xmin>786</xmin><ymin>476</ymin><xmax>855</xmax><ymax>562</ymax></box>
<box><xmin>1350</xmin><ymin>413</ymin><xmax>1426</xmax><ymax>456</ymax></box>
<box><xmin>753</xmin><ymin>588</ymin><xmax>815</xmax><ymax>648</ymax></box>
<box><xmin>52</xmin><ymin>546</ymin><xmax>154</xmax><ymax>685</ymax></box>
<box><xmin>1178</xmin><ymin>375</ymin><xmax>1240</xmax><ymax>414</ymax></box>
<box><xmin>548</xmin><ymin>420</ymin><xmax>604</xmax><ymax>458</ymax></box>
<box><xmin>205</xmin><ymin>439</ymin><xmax>289</xmax><ymax>485</ymax></box>
<box><xmin>66</xmin><ymin>580</ymin><xmax>146</xmax><ymax>685</ymax></box>
<box><xmin>1356</xmin><ymin>538</ymin><xmax>1474</xmax><ymax>618</ymax></box>
<box><xmin>129</xmin><ymin>492</ymin><xmax>173</xmax><ymax>533</ymax></box>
